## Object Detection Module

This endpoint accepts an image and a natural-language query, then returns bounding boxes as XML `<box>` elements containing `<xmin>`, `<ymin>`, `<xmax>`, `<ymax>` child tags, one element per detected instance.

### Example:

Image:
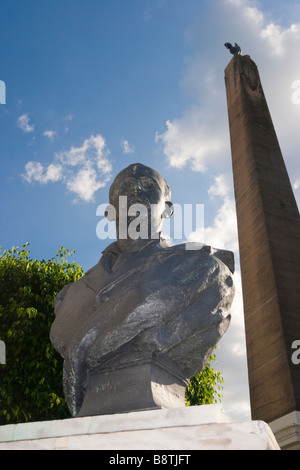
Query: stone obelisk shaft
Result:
<box><xmin>224</xmin><ymin>54</ymin><xmax>300</xmax><ymax>424</ymax></box>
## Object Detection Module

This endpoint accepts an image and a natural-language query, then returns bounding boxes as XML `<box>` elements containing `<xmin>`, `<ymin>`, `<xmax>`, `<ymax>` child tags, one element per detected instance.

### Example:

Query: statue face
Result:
<box><xmin>108</xmin><ymin>163</ymin><xmax>172</xmax><ymax>239</ymax></box>
<box><xmin>110</xmin><ymin>164</ymin><xmax>169</xmax><ymax>210</ymax></box>
<box><xmin>113</xmin><ymin>168</ymin><xmax>164</xmax><ymax>206</ymax></box>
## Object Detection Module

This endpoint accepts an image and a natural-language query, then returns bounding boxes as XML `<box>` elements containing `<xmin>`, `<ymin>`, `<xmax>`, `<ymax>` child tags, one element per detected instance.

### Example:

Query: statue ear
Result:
<box><xmin>162</xmin><ymin>201</ymin><xmax>174</xmax><ymax>219</ymax></box>
<box><xmin>104</xmin><ymin>204</ymin><xmax>116</xmax><ymax>221</ymax></box>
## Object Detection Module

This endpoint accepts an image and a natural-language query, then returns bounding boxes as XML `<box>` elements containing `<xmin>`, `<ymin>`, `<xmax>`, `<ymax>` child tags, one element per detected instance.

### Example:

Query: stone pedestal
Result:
<box><xmin>78</xmin><ymin>360</ymin><xmax>188</xmax><ymax>417</ymax></box>
<box><xmin>269</xmin><ymin>411</ymin><xmax>300</xmax><ymax>450</ymax></box>
<box><xmin>0</xmin><ymin>405</ymin><xmax>280</xmax><ymax>450</ymax></box>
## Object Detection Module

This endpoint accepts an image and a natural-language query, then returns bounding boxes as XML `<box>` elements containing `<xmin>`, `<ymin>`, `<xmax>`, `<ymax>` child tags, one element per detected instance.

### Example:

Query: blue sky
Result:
<box><xmin>1</xmin><ymin>0</ymin><xmax>300</xmax><ymax>422</ymax></box>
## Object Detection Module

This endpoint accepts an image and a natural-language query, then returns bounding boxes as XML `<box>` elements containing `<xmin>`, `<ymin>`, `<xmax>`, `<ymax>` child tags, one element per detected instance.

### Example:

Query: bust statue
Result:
<box><xmin>50</xmin><ymin>163</ymin><xmax>235</xmax><ymax>417</ymax></box>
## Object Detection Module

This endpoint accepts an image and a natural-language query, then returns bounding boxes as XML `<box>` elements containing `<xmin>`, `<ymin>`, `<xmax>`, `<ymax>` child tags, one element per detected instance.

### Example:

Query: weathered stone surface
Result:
<box><xmin>225</xmin><ymin>55</ymin><xmax>300</xmax><ymax>423</ymax></box>
<box><xmin>270</xmin><ymin>411</ymin><xmax>300</xmax><ymax>450</ymax></box>
<box><xmin>0</xmin><ymin>406</ymin><xmax>280</xmax><ymax>450</ymax></box>
<box><xmin>50</xmin><ymin>164</ymin><xmax>235</xmax><ymax>417</ymax></box>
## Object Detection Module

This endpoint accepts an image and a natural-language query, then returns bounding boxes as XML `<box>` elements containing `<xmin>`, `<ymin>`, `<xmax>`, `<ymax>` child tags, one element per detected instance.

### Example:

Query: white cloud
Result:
<box><xmin>121</xmin><ymin>139</ymin><xmax>135</xmax><ymax>154</ymax></box>
<box><xmin>23</xmin><ymin>134</ymin><xmax>112</xmax><ymax>202</ymax></box>
<box><xmin>224</xmin><ymin>0</ymin><xmax>300</xmax><ymax>56</ymax></box>
<box><xmin>56</xmin><ymin>134</ymin><xmax>109</xmax><ymax>167</ymax></box>
<box><xmin>46</xmin><ymin>163</ymin><xmax>63</xmax><ymax>182</ymax></box>
<box><xmin>188</xmin><ymin>174</ymin><xmax>238</xmax><ymax>252</ymax></box>
<box><xmin>43</xmin><ymin>130</ymin><xmax>57</xmax><ymax>140</ymax></box>
<box><xmin>155</xmin><ymin>109</ymin><xmax>224</xmax><ymax>172</ymax></box>
<box><xmin>244</xmin><ymin>5</ymin><xmax>264</xmax><ymax>28</ymax></box>
<box><xmin>208</xmin><ymin>174</ymin><xmax>231</xmax><ymax>199</ymax></box>
<box><xmin>260</xmin><ymin>22</ymin><xmax>300</xmax><ymax>57</ymax></box>
<box><xmin>23</xmin><ymin>162</ymin><xmax>63</xmax><ymax>184</ymax></box>
<box><xmin>203</xmin><ymin>198</ymin><xmax>238</xmax><ymax>252</ymax></box>
<box><xmin>66</xmin><ymin>163</ymin><xmax>105</xmax><ymax>203</ymax></box>
<box><xmin>294</xmin><ymin>178</ymin><xmax>300</xmax><ymax>190</ymax></box>
<box><xmin>17</xmin><ymin>113</ymin><xmax>34</xmax><ymax>133</ymax></box>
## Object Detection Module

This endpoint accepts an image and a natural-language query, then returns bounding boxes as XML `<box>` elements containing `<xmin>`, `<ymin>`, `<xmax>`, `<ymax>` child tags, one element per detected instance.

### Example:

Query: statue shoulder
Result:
<box><xmin>163</xmin><ymin>242</ymin><xmax>234</xmax><ymax>273</ymax></box>
<box><xmin>53</xmin><ymin>258</ymin><xmax>109</xmax><ymax>312</ymax></box>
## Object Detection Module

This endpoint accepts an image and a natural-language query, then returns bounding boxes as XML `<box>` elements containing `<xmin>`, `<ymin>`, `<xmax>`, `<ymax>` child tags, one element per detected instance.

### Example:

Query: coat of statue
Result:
<box><xmin>50</xmin><ymin>163</ymin><xmax>235</xmax><ymax>417</ymax></box>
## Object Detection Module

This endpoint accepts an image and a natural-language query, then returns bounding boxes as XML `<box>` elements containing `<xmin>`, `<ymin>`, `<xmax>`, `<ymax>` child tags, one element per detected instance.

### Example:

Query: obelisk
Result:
<box><xmin>224</xmin><ymin>54</ymin><xmax>300</xmax><ymax>447</ymax></box>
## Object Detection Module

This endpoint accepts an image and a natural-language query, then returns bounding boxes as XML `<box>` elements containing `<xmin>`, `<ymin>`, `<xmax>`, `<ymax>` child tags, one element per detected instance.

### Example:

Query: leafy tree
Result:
<box><xmin>0</xmin><ymin>244</ymin><xmax>84</xmax><ymax>424</ymax></box>
<box><xmin>185</xmin><ymin>348</ymin><xmax>224</xmax><ymax>406</ymax></box>
<box><xmin>0</xmin><ymin>243</ymin><xmax>224</xmax><ymax>425</ymax></box>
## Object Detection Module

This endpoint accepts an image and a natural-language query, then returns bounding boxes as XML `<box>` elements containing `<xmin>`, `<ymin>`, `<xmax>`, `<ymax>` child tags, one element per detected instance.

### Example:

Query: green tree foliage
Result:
<box><xmin>185</xmin><ymin>348</ymin><xmax>224</xmax><ymax>406</ymax></box>
<box><xmin>0</xmin><ymin>244</ymin><xmax>84</xmax><ymax>424</ymax></box>
<box><xmin>0</xmin><ymin>243</ymin><xmax>224</xmax><ymax>425</ymax></box>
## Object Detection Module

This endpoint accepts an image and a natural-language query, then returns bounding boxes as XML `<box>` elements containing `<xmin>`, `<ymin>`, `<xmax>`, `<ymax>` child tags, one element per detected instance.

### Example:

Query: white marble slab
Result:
<box><xmin>0</xmin><ymin>405</ymin><xmax>280</xmax><ymax>450</ymax></box>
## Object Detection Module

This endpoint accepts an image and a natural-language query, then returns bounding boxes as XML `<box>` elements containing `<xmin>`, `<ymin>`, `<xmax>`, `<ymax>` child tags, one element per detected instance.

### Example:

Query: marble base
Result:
<box><xmin>0</xmin><ymin>405</ymin><xmax>280</xmax><ymax>450</ymax></box>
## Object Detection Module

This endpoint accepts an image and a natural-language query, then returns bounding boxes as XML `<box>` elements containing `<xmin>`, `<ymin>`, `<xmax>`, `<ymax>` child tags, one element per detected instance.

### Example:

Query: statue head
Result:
<box><xmin>106</xmin><ymin>163</ymin><xmax>174</xmax><ymax>240</ymax></box>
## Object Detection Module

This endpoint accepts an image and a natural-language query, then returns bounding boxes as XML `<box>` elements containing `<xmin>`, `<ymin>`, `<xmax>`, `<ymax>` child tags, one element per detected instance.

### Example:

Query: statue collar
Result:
<box><xmin>101</xmin><ymin>237</ymin><xmax>169</xmax><ymax>256</ymax></box>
